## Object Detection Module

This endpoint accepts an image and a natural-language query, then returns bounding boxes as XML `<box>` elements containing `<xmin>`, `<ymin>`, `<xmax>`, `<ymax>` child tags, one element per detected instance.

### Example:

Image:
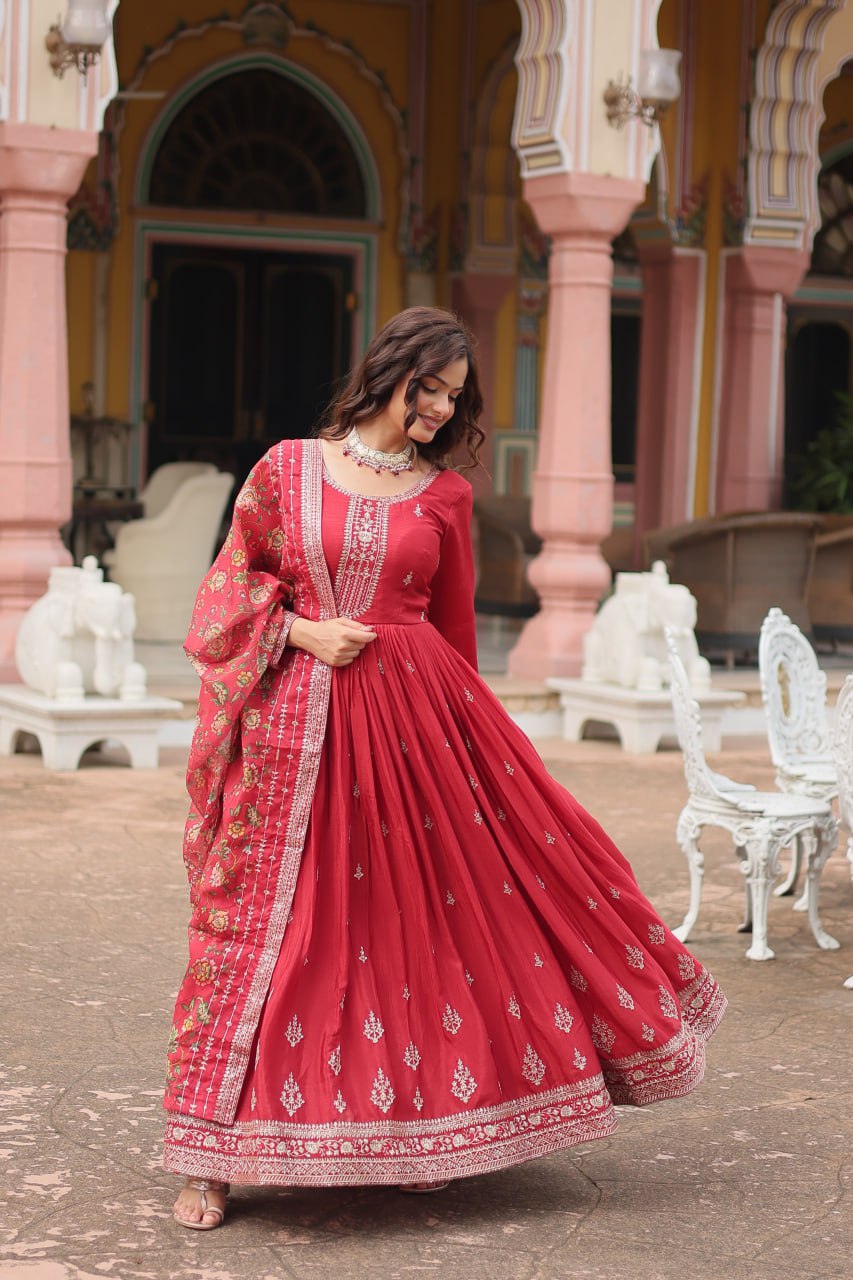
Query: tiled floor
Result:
<box><xmin>2</xmin><ymin>736</ymin><xmax>852</xmax><ymax>1279</ymax></box>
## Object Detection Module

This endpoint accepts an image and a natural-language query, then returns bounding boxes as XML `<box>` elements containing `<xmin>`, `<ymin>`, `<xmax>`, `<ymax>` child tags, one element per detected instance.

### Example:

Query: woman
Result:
<box><xmin>167</xmin><ymin>307</ymin><xmax>725</xmax><ymax>1229</ymax></box>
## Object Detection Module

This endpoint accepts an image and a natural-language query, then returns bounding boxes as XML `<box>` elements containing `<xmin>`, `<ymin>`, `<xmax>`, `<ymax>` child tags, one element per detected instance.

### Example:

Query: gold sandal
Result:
<box><xmin>173</xmin><ymin>1177</ymin><xmax>230</xmax><ymax>1230</ymax></box>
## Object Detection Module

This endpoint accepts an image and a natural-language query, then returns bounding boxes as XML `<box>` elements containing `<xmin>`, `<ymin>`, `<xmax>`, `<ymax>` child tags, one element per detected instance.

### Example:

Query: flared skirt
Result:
<box><xmin>163</xmin><ymin>622</ymin><xmax>725</xmax><ymax>1185</ymax></box>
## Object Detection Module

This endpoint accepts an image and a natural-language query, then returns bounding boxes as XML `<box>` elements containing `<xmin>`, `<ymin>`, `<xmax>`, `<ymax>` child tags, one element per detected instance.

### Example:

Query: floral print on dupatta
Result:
<box><xmin>166</xmin><ymin>441</ymin><xmax>335</xmax><ymax>1123</ymax></box>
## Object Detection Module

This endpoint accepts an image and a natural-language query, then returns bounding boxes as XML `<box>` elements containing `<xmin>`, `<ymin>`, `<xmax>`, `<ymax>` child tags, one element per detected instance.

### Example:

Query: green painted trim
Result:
<box><xmin>135</xmin><ymin>53</ymin><xmax>381</xmax><ymax>219</ymax></box>
<box><xmin>794</xmin><ymin>285</ymin><xmax>853</xmax><ymax>304</ymax></box>
<box><xmin>613</xmin><ymin>274</ymin><xmax>643</xmax><ymax>295</ymax></box>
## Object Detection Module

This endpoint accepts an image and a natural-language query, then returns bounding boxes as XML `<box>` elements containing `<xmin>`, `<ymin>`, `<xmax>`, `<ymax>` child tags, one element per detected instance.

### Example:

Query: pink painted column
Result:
<box><xmin>451</xmin><ymin>272</ymin><xmax>515</xmax><ymax>497</ymax></box>
<box><xmin>508</xmin><ymin>171</ymin><xmax>644</xmax><ymax>680</ymax></box>
<box><xmin>715</xmin><ymin>246</ymin><xmax>809</xmax><ymax>512</ymax></box>
<box><xmin>0</xmin><ymin>123</ymin><xmax>98</xmax><ymax>678</ymax></box>
<box><xmin>633</xmin><ymin>243</ymin><xmax>705</xmax><ymax>557</ymax></box>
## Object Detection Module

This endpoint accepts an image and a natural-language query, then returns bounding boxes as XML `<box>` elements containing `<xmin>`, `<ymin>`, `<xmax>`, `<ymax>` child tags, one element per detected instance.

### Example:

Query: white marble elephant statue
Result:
<box><xmin>15</xmin><ymin>557</ymin><xmax>147</xmax><ymax>701</ymax></box>
<box><xmin>582</xmin><ymin>561</ymin><xmax>711</xmax><ymax>693</ymax></box>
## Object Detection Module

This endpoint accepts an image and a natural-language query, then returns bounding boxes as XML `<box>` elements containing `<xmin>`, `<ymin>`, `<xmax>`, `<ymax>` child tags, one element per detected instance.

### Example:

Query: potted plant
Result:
<box><xmin>788</xmin><ymin>390</ymin><xmax>853</xmax><ymax>514</ymax></box>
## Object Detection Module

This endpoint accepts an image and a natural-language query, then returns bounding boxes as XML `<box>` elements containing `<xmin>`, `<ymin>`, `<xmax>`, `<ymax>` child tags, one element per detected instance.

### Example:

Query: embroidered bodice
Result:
<box><xmin>320</xmin><ymin>465</ymin><xmax>477</xmax><ymax>665</ymax></box>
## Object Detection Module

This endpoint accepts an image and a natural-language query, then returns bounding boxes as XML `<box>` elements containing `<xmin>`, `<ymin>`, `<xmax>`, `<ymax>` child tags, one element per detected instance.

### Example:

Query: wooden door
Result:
<box><xmin>146</xmin><ymin>243</ymin><xmax>354</xmax><ymax>486</ymax></box>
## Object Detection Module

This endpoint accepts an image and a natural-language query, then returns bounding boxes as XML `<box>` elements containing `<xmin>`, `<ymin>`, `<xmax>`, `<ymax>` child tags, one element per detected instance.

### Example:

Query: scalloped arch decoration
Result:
<box><xmin>470</xmin><ymin>39</ymin><xmax>521</xmax><ymax>257</ymax></box>
<box><xmin>512</xmin><ymin>0</ymin><xmax>665</xmax><ymax>183</ymax></box>
<box><xmin>747</xmin><ymin>0</ymin><xmax>847</xmax><ymax>248</ymax></box>
<box><xmin>512</xmin><ymin>0</ymin><xmax>574</xmax><ymax>177</ymax></box>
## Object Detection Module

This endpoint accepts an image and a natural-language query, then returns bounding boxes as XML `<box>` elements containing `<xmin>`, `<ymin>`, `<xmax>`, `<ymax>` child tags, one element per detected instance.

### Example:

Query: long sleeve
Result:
<box><xmin>184</xmin><ymin>451</ymin><xmax>291</xmax><ymax>678</ymax></box>
<box><xmin>428</xmin><ymin>482</ymin><xmax>479</xmax><ymax>670</ymax></box>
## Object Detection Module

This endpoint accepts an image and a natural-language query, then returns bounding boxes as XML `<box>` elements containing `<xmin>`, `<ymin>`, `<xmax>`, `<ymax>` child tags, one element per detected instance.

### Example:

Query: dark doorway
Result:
<box><xmin>611</xmin><ymin>310</ymin><xmax>641</xmax><ymax>483</ymax></box>
<box><xmin>146</xmin><ymin>242</ymin><xmax>354</xmax><ymax>487</ymax></box>
<box><xmin>785</xmin><ymin>318</ymin><xmax>850</xmax><ymax>467</ymax></box>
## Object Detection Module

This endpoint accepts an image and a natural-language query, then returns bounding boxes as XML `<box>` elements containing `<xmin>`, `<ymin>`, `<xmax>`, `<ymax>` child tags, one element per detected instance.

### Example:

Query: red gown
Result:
<box><xmin>163</xmin><ymin>441</ymin><xmax>725</xmax><ymax>1185</ymax></box>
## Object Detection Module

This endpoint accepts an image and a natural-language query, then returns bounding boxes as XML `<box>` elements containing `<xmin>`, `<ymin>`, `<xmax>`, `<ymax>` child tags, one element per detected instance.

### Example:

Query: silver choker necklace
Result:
<box><xmin>342</xmin><ymin>426</ymin><xmax>415</xmax><ymax>475</ymax></box>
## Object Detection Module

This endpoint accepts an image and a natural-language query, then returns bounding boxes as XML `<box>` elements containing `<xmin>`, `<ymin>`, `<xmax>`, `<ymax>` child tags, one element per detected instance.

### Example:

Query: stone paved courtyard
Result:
<box><xmin>2</xmin><ymin>734</ymin><xmax>852</xmax><ymax>1280</ymax></box>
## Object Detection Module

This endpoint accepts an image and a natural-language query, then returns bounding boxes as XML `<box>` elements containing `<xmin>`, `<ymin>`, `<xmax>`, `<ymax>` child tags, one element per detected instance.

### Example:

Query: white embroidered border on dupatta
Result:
<box><xmin>212</xmin><ymin>441</ymin><xmax>338</xmax><ymax>1124</ymax></box>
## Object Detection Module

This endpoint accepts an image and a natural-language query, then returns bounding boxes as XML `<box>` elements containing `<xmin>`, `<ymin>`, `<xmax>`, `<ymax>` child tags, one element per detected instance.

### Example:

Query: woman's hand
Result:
<box><xmin>287</xmin><ymin>617</ymin><xmax>377</xmax><ymax>667</ymax></box>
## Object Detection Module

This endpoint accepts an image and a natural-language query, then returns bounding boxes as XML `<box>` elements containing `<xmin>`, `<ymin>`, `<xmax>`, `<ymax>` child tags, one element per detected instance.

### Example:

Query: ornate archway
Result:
<box><xmin>137</xmin><ymin>54</ymin><xmax>381</xmax><ymax>219</ymax></box>
<box><xmin>714</xmin><ymin>0</ymin><xmax>853</xmax><ymax>515</ymax></box>
<box><xmin>134</xmin><ymin>58</ymin><xmax>381</xmax><ymax>485</ymax></box>
<box><xmin>147</xmin><ymin>67</ymin><xmax>367</xmax><ymax>217</ymax></box>
<box><xmin>747</xmin><ymin>0</ymin><xmax>853</xmax><ymax>250</ymax></box>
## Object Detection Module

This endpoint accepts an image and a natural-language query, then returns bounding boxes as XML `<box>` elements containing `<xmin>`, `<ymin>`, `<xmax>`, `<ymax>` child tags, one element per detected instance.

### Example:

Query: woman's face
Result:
<box><xmin>389</xmin><ymin>357</ymin><xmax>469</xmax><ymax>445</ymax></box>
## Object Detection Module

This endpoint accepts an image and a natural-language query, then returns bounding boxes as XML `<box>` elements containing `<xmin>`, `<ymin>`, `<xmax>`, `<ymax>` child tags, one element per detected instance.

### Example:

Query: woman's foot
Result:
<box><xmin>173</xmin><ymin>1177</ymin><xmax>230</xmax><ymax>1230</ymax></box>
<box><xmin>399</xmin><ymin>1180</ymin><xmax>450</xmax><ymax>1194</ymax></box>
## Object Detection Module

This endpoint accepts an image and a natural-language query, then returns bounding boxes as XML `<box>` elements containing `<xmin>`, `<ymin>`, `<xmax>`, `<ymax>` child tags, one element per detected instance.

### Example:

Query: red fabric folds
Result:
<box><xmin>164</xmin><ymin>449</ymin><xmax>726</xmax><ymax>1186</ymax></box>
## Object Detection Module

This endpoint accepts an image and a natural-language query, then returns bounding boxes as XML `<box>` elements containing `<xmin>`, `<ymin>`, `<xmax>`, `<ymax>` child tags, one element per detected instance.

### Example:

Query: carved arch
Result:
<box><xmin>512</xmin><ymin>0</ymin><xmax>664</xmax><ymax>181</ymax></box>
<box><xmin>469</xmin><ymin>39</ymin><xmax>522</xmax><ymax>264</ymax></box>
<box><xmin>512</xmin><ymin>0</ymin><xmax>574</xmax><ymax>176</ymax></box>
<box><xmin>117</xmin><ymin>8</ymin><xmax>407</xmax><ymax>224</ymax></box>
<box><xmin>137</xmin><ymin>55</ymin><xmax>380</xmax><ymax>220</ymax></box>
<box><xmin>148</xmin><ymin>70</ymin><xmax>366</xmax><ymax>216</ymax></box>
<box><xmin>747</xmin><ymin>0</ymin><xmax>852</xmax><ymax>249</ymax></box>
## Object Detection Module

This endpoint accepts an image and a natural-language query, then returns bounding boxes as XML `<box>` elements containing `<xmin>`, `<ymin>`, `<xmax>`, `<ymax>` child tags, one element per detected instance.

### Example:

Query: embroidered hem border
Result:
<box><xmin>164</xmin><ymin>1075</ymin><xmax>619</xmax><ymax>1185</ymax></box>
<box><xmin>163</xmin><ymin>980</ymin><xmax>726</xmax><ymax>1185</ymax></box>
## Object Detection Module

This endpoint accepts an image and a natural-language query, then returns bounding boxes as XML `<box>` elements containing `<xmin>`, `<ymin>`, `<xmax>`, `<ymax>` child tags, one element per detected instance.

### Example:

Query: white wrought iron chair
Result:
<box><xmin>758</xmin><ymin>607</ymin><xmax>838</xmax><ymax>901</ymax></box>
<box><xmin>831</xmin><ymin>674</ymin><xmax>853</xmax><ymax>990</ymax></box>
<box><xmin>665</xmin><ymin>630</ymin><xmax>839</xmax><ymax>961</ymax></box>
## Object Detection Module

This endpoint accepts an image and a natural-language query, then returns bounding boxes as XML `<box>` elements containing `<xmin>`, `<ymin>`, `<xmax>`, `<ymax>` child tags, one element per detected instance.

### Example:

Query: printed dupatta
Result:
<box><xmin>165</xmin><ymin>440</ymin><xmax>336</xmax><ymax>1123</ymax></box>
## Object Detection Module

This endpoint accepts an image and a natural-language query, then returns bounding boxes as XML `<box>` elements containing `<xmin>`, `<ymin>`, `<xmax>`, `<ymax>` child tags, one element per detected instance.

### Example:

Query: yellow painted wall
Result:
<box><xmin>62</xmin><ymin>0</ymin><xmax>531</xmax><ymax>462</ymax></box>
<box><xmin>685</xmin><ymin>0</ymin><xmax>744</xmax><ymax>514</ymax></box>
<box><xmin>651</xmin><ymin>0</ymin><xmax>753</xmax><ymax>514</ymax></box>
<box><xmin>753</xmin><ymin>0</ymin><xmax>775</xmax><ymax>46</ymax></box>
<box><xmin>67</xmin><ymin>0</ymin><xmax>413</xmax><ymax>423</ymax></box>
<box><xmin>472</xmin><ymin>2</ymin><xmax>521</xmax><ymax>431</ymax></box>
<box><xmin>475</xmin><ymin>0</ymin><xmax>520</xmax><ymax>79</ymax></box>
<box><xmin>67</xmin><ymin>0</ymin><xmax>778</xmax><ymax>496</ymax></box>
<box><xmin>471</xmin><ymin>0</ymin><xmax>521</xmax><ymax>431</ymax></box>
<box><xmin>425</xmin><ymin>0</ymin><xmax>469</xmax><ymax>294</ymax></box>
<box><xmin>819</xmin><ymin>72</ymin><xmax>853</xmax><ymax>159</ymax></box>
<box><xmin>493</xmin><ymin>291</ymin><xmax>517</xmax><ymax>430</ymax></box>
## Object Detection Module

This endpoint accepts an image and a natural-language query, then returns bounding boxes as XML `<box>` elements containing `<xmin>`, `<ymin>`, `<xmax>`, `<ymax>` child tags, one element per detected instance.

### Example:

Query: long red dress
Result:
<box><xmin>163</xmin><ymin>439</ymin><xmax>725</xmax><ymax>1185</ymax></box>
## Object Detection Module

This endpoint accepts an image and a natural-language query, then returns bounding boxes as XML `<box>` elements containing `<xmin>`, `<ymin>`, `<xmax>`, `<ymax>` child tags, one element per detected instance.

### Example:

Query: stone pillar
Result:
<box><xmin>451</xmin><ymin>272</ymin><xmax>515</xmax><ymax>496</ymax></box>
<box><xmin>507</xmin><ymin>171</ymin><xmax>644</xmax><ymax>681</ymax></box>
<box><xmin>0</xmin><ymin>122</ymin><xmax>98</xmax><ymax>678</ymax></box>
<box><xmin>633</xmin><ymin>243</ymin><xmax>706</xmax><ymax>558</ymax></box>
<box><xmin>716</xmin><ymin>245</ymin><xmax>809</xmax><ymax>512</ymax></box>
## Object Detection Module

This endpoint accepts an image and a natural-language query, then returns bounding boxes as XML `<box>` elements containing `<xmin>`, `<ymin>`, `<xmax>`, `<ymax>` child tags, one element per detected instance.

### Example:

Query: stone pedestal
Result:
<box><xmin>0</xmin><ymin>685</ymin><xmax>183</xmax><ymax>770</ymax></box>
<box><xmin>548</xmin><ymin>678</ymin><xmax>745</xmax><ymax>755</ymax></box>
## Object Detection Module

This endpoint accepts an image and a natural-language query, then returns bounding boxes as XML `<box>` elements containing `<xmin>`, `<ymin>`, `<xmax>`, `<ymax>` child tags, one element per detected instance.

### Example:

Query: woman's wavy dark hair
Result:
<box><xmin>319</xmin><ymin>306</ymin><xmax>485</xmax><ymax>469</ymax></box>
